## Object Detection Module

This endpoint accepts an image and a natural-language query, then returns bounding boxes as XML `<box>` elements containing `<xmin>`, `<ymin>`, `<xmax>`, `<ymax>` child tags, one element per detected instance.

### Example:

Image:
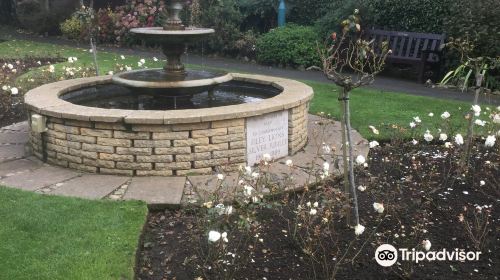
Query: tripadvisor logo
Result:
<box><xmin>375</xmin><ymin>244</ymin><xmax>398</xmax><ymax>267</ymax></box>
<box><xmin>375</xmin><ymin>244</ymin><xmax>482</xmax><ymax>267</ymax></box>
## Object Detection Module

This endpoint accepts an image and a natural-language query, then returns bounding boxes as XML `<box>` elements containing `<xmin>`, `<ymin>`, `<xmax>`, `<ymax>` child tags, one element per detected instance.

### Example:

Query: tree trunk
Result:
<box><xmin>339</xmin><ymin>88</ymin><xmax>351</xmax><ymax>226</ymax></box>
<box><xmin>461</xmin><ymin>70</ymin><xmax>483</xmax><ymax>170</ymax></box>
<box><xmin>344</xmin><ymin>92</ymin><xmax>360</xmax><ymax>226</ymax></box>
<box><xmin>88</xmin><ymin>1</ymin><xmax>99</xmax><ymax>76</ymax></box>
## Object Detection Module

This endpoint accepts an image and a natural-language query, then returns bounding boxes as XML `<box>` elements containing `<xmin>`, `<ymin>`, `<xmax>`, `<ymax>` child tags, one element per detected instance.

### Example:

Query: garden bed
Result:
<box><xmin>136</xmin><ymin>142</ymin><xmax>498</xmax><ymax>279</ymax></box>
<box><xmin>0</xmin><ymin>58</ymin><xmax>58</xmax><ymax>127</ymax></box>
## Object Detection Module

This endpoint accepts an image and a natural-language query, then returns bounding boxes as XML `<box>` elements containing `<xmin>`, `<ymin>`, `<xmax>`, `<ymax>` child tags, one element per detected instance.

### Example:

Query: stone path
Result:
<box><xmin>0</xmin><ymin>116</ymin><xmax>368</xmax><ymax>208</ymax></box>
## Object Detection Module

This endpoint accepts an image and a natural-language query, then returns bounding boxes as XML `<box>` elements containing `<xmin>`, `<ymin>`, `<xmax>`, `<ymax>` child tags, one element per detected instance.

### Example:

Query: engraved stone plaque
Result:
<box><xmin>246</xmin><ymin>110</ymin><xmax>289</xmax><ymax>166</ymax></box>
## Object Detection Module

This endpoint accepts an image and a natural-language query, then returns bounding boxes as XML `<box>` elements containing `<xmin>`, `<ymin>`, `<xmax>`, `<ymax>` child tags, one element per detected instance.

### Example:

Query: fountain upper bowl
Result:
<box><xmin>130</xmin><ymin>27</ymin><xmax>215</xmax><ymax>44</ymax></box>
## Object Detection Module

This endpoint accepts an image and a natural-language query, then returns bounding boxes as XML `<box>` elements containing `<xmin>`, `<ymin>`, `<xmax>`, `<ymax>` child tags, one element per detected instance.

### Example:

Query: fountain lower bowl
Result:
<box><xmin>112</xmin><ymin>69</ymin><xmax>233</xmax><ymax>96</ymax></box>
<box><xmin>24</xmin><ymin>73</ymin><xmax>313</xmax><ymax>176</ymax></box>
<box><xmin>60</xmin><ymin>80</ymin><xmax>282</xmax><ymax>110</ymax></box>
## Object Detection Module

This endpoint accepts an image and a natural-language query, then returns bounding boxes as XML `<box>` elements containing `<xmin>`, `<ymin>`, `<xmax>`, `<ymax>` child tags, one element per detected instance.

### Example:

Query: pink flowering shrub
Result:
<box><xmin>113</xmin><ymin>0</ymin><xmax>166</xmax><ymax>44</ymax></box>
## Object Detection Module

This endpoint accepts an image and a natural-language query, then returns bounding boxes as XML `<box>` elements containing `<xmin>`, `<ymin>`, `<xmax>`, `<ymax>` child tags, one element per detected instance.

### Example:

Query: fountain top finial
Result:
<box><xmin>163</xmin><ymin>0</ymin><xmax>191</xmax><ymax>30</ymax></box>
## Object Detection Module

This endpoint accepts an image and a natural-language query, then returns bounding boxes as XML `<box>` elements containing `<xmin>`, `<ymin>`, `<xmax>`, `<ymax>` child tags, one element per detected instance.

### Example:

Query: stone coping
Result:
<box><xmin>24</xmin><ymin>73</ymin><xmax>314</xmax><ymax>125</ymax></box>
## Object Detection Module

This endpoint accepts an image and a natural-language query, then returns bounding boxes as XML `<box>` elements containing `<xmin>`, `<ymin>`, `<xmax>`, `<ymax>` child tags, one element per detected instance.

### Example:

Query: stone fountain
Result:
<box><xmin>112</xmin><ymin>0</ymin><xmax>232</xmax><ymax>96</ymax></box>
<box><xmin>24</xmin><ymin>0</ymin><xmax>313</xmax><ymax>176</ymax></box>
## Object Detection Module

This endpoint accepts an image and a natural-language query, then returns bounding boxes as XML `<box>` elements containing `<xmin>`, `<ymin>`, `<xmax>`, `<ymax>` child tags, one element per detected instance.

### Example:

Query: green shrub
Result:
<box><xmin>197</xmin><ymin>0</ymin><xmax>243</xmax><ymax>55</ymax></box>
<box><xmin>443</xmin><ymin>0</ymin><xmax>500</xmax><ymax>59</ymax></box>
<box><xmin>313</xmin><ymin>0</ymin><xmax>363</xmax><ymax>38</ymax></box>
<box><xmin>60</xmin><ymin>17</ymin><xmax>85</xmax><ymax>40</ymax></box>
<box><xmin>256</xmin><ymin>24</ymin><xmax>321</xmax><ymax>68</ymax></box>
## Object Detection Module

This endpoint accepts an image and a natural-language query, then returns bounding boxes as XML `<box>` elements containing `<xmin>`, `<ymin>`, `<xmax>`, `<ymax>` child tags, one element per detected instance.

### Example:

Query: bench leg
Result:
<box><xmin>418</xmin><ymin>51</ymin><xmax>432</xmax><ymax>83</ymax></box>
<box><xmin>418</xmin><ymin>62</ymin><xmax>425</xmax><ymax>83</ymax></box>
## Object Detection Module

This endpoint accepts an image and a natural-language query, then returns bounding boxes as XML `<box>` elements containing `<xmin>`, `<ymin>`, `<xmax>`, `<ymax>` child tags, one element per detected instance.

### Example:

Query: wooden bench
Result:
<box><xmin>365</xmin><ymin>29</ymin><xmax>446</xmax><ymax>83</ymax></box>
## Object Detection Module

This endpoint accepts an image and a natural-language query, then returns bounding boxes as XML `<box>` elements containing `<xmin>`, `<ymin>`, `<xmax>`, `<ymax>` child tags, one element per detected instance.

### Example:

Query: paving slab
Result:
<box><xmin>0</xmin><ymin>158</ymin><xmax>44</xmax><ymax>177</ymax></box>
<box><xmin>188</xmin><ymin>174</ymin><xmax>240</xmax><ymax>202</ymax></box>
<box><xmin>0</xmin><ymin>145</ymin><xmax>27</xmax><ymax>162</ymax></box>
<box><xmin>264</xmin><ymin>162</ymin><xmax>316</xmax><ymax>190</ymax></box>
<box><xmin>0</xmin><ymin>132</ymin><xmax>29</xmax><ymax>144</ymax></box>
<box><xmin>124</xmin><ymin>177</ymin><xmax>186</xmax><ymax>207</ymax></box>
<box><xmin>0</xmin><ymin>166</ymin><xmax>80</xmax><ymax>191</ymax></box>
<box><xmin>290</xmin><ymin>115</ymin><xmax>368</xmax><ymax>174</ymax></box>
<box><xmin>0</xmin><ymin>121</ymin><xmax>29</xmax><ymax>132</ymax></box>
<box><xmin>51</xmin><ymin>175</ymin><xmax>129</xmax><ymax>199</ymax></box>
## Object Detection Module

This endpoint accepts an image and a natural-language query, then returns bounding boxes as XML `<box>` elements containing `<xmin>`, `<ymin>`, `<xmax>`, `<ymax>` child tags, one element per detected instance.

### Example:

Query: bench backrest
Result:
<box><xmin>365</xmin><ymin>29</ymin><xmax>446</xmax><ymax>62</ymax></box>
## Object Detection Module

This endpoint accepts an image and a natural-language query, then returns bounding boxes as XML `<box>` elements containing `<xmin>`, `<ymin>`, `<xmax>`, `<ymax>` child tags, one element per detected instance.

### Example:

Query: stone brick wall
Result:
<box><xmin>30</xmin><ymin>115</ymin><xmax>248</xmax><ymax>176</ymax></box>
<box><xmin>29</xmin><ymin>102</ymin><xmax>310</xmax><ymax>176</ymax></box>
<box><xmin>289</xmin><ymin>102</ymin><xmax>309</xmax><ymax>154</ymax></box>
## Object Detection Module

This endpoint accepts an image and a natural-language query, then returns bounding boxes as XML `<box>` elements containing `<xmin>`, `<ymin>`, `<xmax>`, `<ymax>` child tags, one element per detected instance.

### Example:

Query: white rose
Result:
<box><xmin>355</xmin><ymin>155</ymin><xmax>366</xmax><ymax>165</ymax></box>
<box><xmin>369</xmin><ymin>141</ymin><xmax>379</xmax><ymax>148</ymax></box>
<box><xmin>455</xmin><ymin>134</ymin><xmax>464</xmax><ymax>145</ymax></box>
<box><xmin>422</xmin><ymin>240</ymin><xmax>431</xmax><ymax>251</ymax></box>
<box><xmin>208</xmin><ymin>231</ymin><xmax>221</xmax><ymax>242</ymax></box>
<box><xmin>354</xmin><ymin>224</ymin><xmax>365</xmax><ymax>235</ymax></box>
<box><xmin>485</xmin><ymin>135</ymin><xmax>496</xmax><ymax>148</ymax></box>
<box><xmin>441</xmin><ymin>111</ymin><xmax>450</xmax><ymax>119</ymax></box>
<box><xmin>424</xmin><ymin>131</ymin><xmax>433</xmax><ymax>142</ymax></box>
<box><xmin>373</xmin><ymin>202</ymin><xmax>384</xmax><ymax>214</ymax></box>
<box><xmin>471</xmin><ymin>105</ymin><xmax>481</xmax><ymax>116</ymax></box>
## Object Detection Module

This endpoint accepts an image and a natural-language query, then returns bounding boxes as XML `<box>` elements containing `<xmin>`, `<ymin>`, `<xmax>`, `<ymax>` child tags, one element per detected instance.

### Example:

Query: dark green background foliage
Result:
<box><xmin>12</xmin><ymin>0</ymin><xmax>499</xmax><ymax>72</ymax></box>
<box><xmin>443</xmin><ymin>0</ymin><xmax>500</xmax><ymax>58</ymax></box>
<box><xmin>198</xmin><ymin>0</ymin><xmax>245</xmax><ymax>55</ymax></box>
<box><xmin>314</xmin><ymin>0</ymin><xmax>499</xmax><ymax>58</ymax></box>
<box><xmin>362</xmin><ymin>0</ymin><xmax>452</xmax><ymax>33</ymax></box>
<box><xmin>255</xmin><ymin>24</ymin><xmax>321</xmax><ymax>68</ymax></box>
<box><xmin>286</xmin><ymin>0</ymin><xmax>332</xmax><ymax>26</ymax></box>
<box><xmin>238</xmin><ymin>0</ymin><xmax>278</xmax><ymax>32</ymax></box>
<box><xmin>198</xmin><ymin>0</ymin><xmax>332</xmax><ymax>56</ymax></box>
<box><xmin>313</xmin><ymin>0</ymin><xmax>363</xmax><ymax>38</ymax></box>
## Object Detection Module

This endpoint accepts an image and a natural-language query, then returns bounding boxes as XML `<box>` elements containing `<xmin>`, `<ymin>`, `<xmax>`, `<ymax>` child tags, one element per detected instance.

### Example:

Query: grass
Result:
<box><xmin>0</xmin><ymin>38</ymin><xmax>484</xmax><ymax>141</ymax></box>
<box><xmin>307</xmin><ymin>81</ymin><xmax>474</xmax><ymax>141</ymax></box>
<box><xmin>0</xmin><ymin>186</ymin><xmax>148</xmax><ymax>280</ymax></box>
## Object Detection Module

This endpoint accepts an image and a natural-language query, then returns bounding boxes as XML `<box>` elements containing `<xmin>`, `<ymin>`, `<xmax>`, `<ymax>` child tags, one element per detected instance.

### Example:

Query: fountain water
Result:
<box><xmin>25</xmin><ymin>0</ymin><xmax>313</xmax><ymax>176</ymax></box>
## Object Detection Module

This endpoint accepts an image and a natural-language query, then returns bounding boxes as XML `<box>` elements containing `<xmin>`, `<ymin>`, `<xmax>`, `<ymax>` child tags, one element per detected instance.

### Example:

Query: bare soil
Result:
<box><xmin>136</xmin><ymin>143</ymin><xmax>499</xmax><ymax>279</ymax></box>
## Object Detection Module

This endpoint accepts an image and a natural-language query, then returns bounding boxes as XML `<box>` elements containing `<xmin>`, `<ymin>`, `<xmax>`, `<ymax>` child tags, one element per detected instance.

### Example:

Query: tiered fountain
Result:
<box><xmin>25</xmin><ymin>0</ymin><xmax>313</xmax><ymax>176</ymax></box>
<box><xmin>112</xmin><ymin>0</ymin><xmax>232</xmax><ymax>100</ymax></box>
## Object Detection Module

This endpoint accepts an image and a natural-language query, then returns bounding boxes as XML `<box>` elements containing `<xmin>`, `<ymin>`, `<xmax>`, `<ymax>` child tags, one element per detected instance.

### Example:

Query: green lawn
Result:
<box><xmin>0</xmin><ymin>186</ymin><xmax>147</xmax><ymax>280</ymax></box>
<box><xmin>307</xmin><ymin>81</ymin><xmax>475</xmax><ymax>141</ymax></box>
<box><xmin>0</xmin><ymin>38</ymin><xmax>484</xmax><ymax>141</ymax></box>
<box><xmin>0</xmin><ymin>39</ymin><xmax>161</xmax><ymax>71</ymax></box>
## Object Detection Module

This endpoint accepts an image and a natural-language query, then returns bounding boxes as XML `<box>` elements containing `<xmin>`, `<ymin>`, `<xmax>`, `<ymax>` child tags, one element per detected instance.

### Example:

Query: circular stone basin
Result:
<box><xmin>61</xmin><ymin>80</ymin><xmax>282</xmax><ymax>110</ymax></box>
<box><xmin>112</xmin><ymin>69</ymin><xmax>233</xmax><ymax>96</ymax></box>
<box><xmin>24</xmin><ymin>73</ymin><xmax>313</xmax><ymax>176</ymax></box>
